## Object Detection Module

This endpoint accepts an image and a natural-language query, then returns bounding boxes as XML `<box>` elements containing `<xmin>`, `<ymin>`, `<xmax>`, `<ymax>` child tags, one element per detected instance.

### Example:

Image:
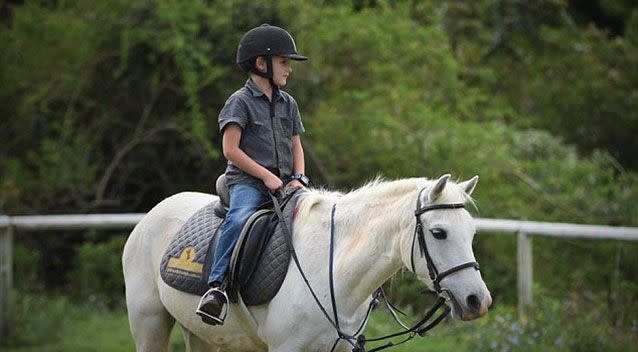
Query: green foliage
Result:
<box><xmin>5</xmin><ymin>293</ymin><xmax>76</xmax><ymax>347</ymax></box>
<box><xmin>437</xmin><ymin>0</ymin><xmax>638</xmax><ymax>168</ymax></box>
<box><xmin>66</xmin><ymin>236</ymin><xmax>127</xmax><ymax>308</ymax></box>
<box><xmin>298</xmin><ymin>3</ymin><xmax>463</xmax><ymax>108</ymax></box>
<box><xmin>12</xmin><ymin>244</ymin><xmax>42</xmax><ymax>291</ymax></box>
<box><xmin>451</xmin><ymin>292</ymin><xmax>637</xmax><ymax>352</ymax></box>
<box><xmin>116</xmin><ymin>0</ymin><xmax>230</xmax><ymax>158</ymax></box>
<box><xmin>517</xmin><ymin>25</ymin><xmax>638</xmax><ymax>168</ymax></box>
<box><xmin>3</xmin><ymin>293</ymin><xmax>145</xmax><ymax>351</ymax></box>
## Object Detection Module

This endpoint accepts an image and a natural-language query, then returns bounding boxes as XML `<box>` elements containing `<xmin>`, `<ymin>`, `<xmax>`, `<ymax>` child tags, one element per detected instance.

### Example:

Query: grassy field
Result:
<box><xmin>0</xmin><ymin>293</ymin><xmax>475</xmax><ymax>352</ymax></box>
<box><xmin>1</xmin><ymin>293</ymin><xmax>635</xmax><ymax>351</ymax></box>
<box><xmin>0</xmin><ymin>306</ymin><xmax>469</xmax><ymax>352</ymax></box>
<box><xmin>1</xmin><ymin>309</ymin><xmax>142</xmax><ymax>352</ymax></box>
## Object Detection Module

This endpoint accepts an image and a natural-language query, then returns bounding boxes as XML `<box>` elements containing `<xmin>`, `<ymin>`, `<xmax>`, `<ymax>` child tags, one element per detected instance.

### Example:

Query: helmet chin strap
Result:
<box><xmin>252</xmin><ymin>56</ymin><xmax>278</xmax><ymax>89</ymax></box>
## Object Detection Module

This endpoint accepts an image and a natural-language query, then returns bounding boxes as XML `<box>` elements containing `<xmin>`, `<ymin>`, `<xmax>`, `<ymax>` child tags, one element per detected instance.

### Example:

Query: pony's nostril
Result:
<box><xmin>466</xmin><ymin>294</ymin><xmax>481</xmax><ymax>311</ymax></box>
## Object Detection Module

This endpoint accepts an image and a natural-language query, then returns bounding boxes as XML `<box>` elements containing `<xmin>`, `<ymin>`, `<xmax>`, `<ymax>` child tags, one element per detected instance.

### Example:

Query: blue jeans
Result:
<box><xmin>208</xmin><ymin>184</ymin><xmax>270</xmax><ymax>285</ymax></box>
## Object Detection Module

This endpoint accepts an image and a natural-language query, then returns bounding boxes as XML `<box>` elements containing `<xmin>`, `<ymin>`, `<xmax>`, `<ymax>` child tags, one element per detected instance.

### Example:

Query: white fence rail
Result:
<box><xmin>1</xmin><ymin>214</ymin><xmax>638</xmax><ymax>342</ymax></box>
<box><xmin>474</xmin><ymin>218</ymin><xmax>638</xmax><ymax>315</ymax></box>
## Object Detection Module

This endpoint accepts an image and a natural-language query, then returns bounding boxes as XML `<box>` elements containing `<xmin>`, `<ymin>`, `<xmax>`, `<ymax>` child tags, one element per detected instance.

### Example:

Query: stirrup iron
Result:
<box><xmin>195</xmin><ymin>287</ymin><xmax>229</xmax><ymax>325</ymax></box>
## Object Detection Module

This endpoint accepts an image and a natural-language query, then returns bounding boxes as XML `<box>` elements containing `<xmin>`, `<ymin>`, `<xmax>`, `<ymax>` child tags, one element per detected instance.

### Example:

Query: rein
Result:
<box><xmin>269</xmin><ymin>187</ymin><xmax>479</xmax><ymax>352</ymax></box>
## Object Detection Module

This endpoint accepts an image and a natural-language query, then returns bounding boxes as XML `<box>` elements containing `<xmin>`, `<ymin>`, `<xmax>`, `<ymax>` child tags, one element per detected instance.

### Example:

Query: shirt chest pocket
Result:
<box><xmin>279</xmin><ymin>115</ymin><xmax>293</xmax><ymax>138</ymax></box>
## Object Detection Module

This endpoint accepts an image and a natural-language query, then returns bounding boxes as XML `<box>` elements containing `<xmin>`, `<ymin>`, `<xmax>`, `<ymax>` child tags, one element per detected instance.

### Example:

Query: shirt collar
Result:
<box><xmin>245</xmin><ymin>78</ymin><xmax>284</xmax><ymax>102</ymax></box>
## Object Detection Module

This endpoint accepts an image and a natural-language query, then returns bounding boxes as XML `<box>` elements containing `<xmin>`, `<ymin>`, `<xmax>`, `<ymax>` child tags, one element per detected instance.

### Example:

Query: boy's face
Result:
<box><xmin>256</xmin><ymin>56</ymin><xmax>292</xmax><ymax>87</ymax></box>
<box><xmin>272</xmin><ymin>56</ymin><xmax>292</xmax><ymax>87</ymax></box>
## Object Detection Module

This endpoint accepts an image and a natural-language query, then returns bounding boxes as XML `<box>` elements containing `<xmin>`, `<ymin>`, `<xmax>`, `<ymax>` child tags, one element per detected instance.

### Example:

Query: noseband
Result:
<box><xmin>410</xmin><ymin>190</ymin><xmax>480</xmax><ymax>294</ymax></box>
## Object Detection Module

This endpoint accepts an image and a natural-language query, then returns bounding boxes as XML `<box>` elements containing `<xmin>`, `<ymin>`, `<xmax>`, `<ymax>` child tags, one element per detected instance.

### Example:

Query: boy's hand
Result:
<box><xmin>263</xmin><ymin>173</ymin><xmax>283</xmax><ymax>193</ymax></box>
<box><xmin>287</xmin><ymin>180</ymin><xmax>304</xmax><ymax>189</ymax></box>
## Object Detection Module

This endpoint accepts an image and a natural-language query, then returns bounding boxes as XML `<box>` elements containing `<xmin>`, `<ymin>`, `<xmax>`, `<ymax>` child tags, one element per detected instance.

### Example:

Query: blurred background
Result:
<box><xmin>1</xmin><ymin>0</ymin><xmax>637</xmax><ymax>351</ymax></box>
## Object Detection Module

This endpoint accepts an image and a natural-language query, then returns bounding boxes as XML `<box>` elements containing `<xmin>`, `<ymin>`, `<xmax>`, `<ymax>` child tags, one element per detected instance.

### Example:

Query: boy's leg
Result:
<box><xmin>208</xmin><ymin>184</ymin><xmax>269</xmax><ymax>284</ymax></box>
<box><xmin>197</xmin><ymin>183</ymin><xmax>269</xmax><ymax>324</ymax></box>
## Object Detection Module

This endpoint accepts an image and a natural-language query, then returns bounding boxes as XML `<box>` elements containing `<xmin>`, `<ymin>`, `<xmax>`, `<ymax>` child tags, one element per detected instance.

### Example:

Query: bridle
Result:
<box><xmin>410</xmin><ymin>189</ymin><xmax>481</xmax><ymax>295</ymax></box>
<box><xmin>269</xmin><ymin>186</ymin><xmax>481</xmax><ymax>352</ymax></box>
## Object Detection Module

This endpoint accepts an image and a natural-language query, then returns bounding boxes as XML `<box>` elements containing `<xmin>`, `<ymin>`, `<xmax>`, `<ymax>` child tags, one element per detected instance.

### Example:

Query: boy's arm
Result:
<box><xmin>288</xmin><ymin>134</ymin><xmax>306</xmax><ymax>189</ymax></box>
<box><xmin>292</xmin><ymin>134</ymin><xmax>305</xmax><ymax>175</ymax></box>
<box><xmin>222</xmin><ymin>123</ymin><xmax>283</xmax><ymax>192</ymax></box>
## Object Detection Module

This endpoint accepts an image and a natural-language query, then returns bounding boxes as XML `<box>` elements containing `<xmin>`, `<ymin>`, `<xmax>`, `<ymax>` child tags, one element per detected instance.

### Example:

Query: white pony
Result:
<box><xmin>123</xmin><ymin>174</ymin><xmax>492</xmax><ymax>352</ymax></box>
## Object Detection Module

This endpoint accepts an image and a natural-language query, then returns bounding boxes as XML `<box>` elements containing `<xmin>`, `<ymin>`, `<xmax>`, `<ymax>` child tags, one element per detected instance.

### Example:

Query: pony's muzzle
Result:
<box><xmin>461</xmin><ymin>291</ymin><xmax>492</xmax><ymax>320</ymax></box>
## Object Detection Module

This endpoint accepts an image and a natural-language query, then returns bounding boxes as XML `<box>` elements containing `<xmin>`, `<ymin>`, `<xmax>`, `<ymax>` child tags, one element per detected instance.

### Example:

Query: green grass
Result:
<box><xmin>0</xmin><ymin>293</ymin><xmax>465</xmax><ymax>352</ymax></box>
<box><xmin>2</xmin><ymin>293</ymin><xmax>636</xmax><ymax>352</ymax></box>
<box><xmin>2</xmin><ymin>310</ymin><xmax>135</xmax><ymax>352</ymax></box>
<box><xmin>0</xmin><ymin>293</ymin><xmax>181</xmax><ymax>352</ymax></box>
<box><xmin>0</xmin><ymin>305</ymin><xmax>185</xmax><ymax>352</ymax></box>
<box><xmin>361</xmin><ymin>311</ymin><xmax>471</xmax><ymax>352</ymax></box>
<box><xmin>0</xmin><ymin>307</ymin><xmax>465</xmax><ymax>352</ymax></box>
<box><xmin>0</xmin><ymin>304</ymin><xmax>452</xmax><ymax>352</ymax></box>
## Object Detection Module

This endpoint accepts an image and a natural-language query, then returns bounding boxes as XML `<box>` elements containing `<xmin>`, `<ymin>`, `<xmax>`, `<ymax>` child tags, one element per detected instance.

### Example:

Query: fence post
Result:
<box><xmin>0</xmin><ymin>224</ymin><xmax>13</xmax><ymax>343</ymax></box>
<box><xmin>517</xmin><ymin>231</ymin><xmax>533</xmax><ymax>317</ymax></box>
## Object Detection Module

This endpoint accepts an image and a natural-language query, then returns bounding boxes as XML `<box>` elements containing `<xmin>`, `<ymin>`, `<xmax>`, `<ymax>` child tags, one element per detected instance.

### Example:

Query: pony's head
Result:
<box><xmin>402</xmin><ymin>174</ymin><xmax>492</xmax><ymax>321</ymax></box>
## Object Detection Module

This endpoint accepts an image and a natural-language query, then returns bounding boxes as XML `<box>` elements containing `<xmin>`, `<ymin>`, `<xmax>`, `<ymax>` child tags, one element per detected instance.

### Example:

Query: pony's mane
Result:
<box><xmin>296</xmin><ymin>177</ymin><xmax>475</xmax><ymax>222</ymax></box>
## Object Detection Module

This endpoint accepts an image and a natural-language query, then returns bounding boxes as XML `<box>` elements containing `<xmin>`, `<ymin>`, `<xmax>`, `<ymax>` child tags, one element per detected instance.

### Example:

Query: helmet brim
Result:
<box><xmin>284</xmin><ymin>53</ymin><xmax>309</xmax><ymax>61</ymax></box>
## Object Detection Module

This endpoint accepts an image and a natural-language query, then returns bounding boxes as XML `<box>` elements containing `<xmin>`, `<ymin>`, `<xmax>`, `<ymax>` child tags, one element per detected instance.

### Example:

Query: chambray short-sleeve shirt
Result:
<box><xmin>218</xmin><ymin>78</ymin><xmax>305</xmax><ymax>190</ymax></box>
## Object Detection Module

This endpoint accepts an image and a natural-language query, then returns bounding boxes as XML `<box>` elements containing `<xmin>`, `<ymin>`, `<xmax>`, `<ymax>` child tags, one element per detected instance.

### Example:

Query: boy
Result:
<box><xmin>196</xmin><ymin>24</ymin><xmax>310</xmax><ymax>325</ymax></box>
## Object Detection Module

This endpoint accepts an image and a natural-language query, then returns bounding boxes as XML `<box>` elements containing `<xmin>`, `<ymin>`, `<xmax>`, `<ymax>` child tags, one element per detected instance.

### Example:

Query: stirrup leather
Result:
<box><xmin>196</xmin><ymin>287</ymin><xmax>229</xmax><ymax>325</ymax></box>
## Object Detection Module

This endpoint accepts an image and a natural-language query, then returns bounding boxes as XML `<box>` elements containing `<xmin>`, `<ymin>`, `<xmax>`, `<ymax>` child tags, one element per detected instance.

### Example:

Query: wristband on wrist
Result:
<box><xmin>290</xmin><ymin>173</ymin><xmax>310</xmax><ymax>187</ymax></box>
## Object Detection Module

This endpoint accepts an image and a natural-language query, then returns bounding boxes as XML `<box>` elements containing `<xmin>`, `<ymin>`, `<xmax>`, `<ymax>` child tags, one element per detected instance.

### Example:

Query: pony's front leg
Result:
<box><xmin>266</xmin><ymin>333</ymin><xmax>351</xmax><ymax>352</ymax></box>
<box><xmin>178</xmin><ymin>324</ymin><xmax>219</xmax><ymax>352</ymax></box>
<box><xmin>265</xmin><ymin>336</ymin><xmax>305</xmax><ymax>352</ymax></box>
<box><xmin>268</xmin><ymin>342</ymin><xmax>318</xmax><ymax>352</ymax></box>
<box><xmin>268</xmin><ymin>341</ymin><xmax>350</xmax><ymax>352</ymax></box>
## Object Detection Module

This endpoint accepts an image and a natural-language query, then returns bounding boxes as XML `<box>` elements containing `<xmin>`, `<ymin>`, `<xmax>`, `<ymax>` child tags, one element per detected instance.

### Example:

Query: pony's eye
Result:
<box><xmin>429</xmin><ymin>228</ymin><xmax>447</xmax><ymax>240</ymax></box>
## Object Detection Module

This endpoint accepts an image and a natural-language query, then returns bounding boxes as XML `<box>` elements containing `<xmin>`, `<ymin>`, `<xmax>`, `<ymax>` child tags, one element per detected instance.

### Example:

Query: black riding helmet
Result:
<box><xmin>236</xmin><ymin>24</ymin><xmax>308</xmax><ymax>82</ymax></box>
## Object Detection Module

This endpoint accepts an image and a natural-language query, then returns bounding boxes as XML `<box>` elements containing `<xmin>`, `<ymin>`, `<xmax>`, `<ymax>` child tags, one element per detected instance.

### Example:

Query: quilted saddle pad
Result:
<box><xmin>159</xmin><ymin>193</ymin><xmax>300</xmax><ymax>306</ymax></box>
<box><xmin>159</xmin><ymin>202</ymin><xmax>221</xmax><ymax>296</ymax></box>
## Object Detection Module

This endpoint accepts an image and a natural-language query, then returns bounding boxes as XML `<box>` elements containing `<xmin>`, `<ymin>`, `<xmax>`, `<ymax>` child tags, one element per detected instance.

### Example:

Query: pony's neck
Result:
<box><xmin>331</xmin><ymin>179</ymin><xmax>424</xmax><ymax>316</ymax></box>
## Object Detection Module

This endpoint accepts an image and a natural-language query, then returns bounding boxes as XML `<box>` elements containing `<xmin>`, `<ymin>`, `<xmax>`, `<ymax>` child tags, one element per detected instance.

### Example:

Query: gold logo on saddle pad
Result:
<box><xmin>167</xmin><ymin>247</ymin><xmax>203</xmax><ymax>278</ymax></box>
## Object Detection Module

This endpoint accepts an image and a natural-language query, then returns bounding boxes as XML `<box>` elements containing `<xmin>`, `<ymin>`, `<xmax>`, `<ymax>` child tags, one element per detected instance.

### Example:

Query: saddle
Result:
<box><xmin>159</xmin><ymin>175</ymin><xmax>299</xmax><ymax>306</ymax></box>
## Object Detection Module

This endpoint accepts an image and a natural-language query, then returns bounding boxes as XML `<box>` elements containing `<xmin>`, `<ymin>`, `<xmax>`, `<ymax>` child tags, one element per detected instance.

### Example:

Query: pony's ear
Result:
<box><xmin>428</xmin><ymin>174</ymin><xmax>451</xmax><ymax>202</ymax></box>
<box><xmin>458</xmin><ymin>175</ymin><xmax>479</xmax><ymax>196</ymax></box>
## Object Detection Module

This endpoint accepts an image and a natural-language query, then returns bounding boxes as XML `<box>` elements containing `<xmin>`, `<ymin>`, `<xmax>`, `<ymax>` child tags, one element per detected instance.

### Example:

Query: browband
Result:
<box><xmin>415</xmin><ymin>203</ymin><xmax>465</xmax><ymax>216</ymax></box>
